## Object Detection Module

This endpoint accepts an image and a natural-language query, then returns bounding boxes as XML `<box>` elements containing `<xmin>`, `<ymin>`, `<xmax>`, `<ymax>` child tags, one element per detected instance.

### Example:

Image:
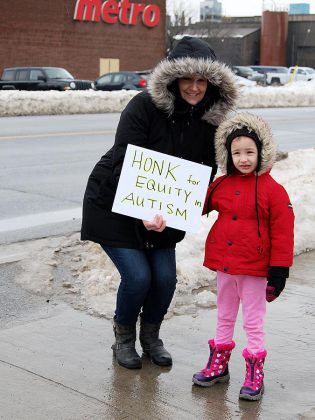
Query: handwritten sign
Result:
<box><xmin>112</xmin><ymin>145</ymin><xmax>211</xmax><ymax>232</ymax></box>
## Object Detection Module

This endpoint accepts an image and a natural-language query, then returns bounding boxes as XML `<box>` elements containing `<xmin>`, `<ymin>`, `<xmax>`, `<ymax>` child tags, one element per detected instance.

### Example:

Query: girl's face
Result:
<box><xmin>178</xmin><ymin>76</ymin><xmax>208</xmax><ymax>105</ymax></box>
<box><xmin>231</xmin><ymin>136</ymin><xmax>258</xmax><ymax>174</ymax></box>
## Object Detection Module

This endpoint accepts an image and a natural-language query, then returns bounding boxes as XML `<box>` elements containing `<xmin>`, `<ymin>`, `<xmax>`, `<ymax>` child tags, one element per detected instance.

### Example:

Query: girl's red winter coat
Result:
<box><xmin>203</xmin><ymin>171</ymin><xmax>294</xmax><ymax>277</ymax></box>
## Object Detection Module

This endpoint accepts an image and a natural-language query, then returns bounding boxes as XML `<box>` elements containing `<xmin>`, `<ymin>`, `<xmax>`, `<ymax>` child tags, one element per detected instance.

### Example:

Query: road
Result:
<box><xmin>0</xmin><ymin>114</ymin><xmax>120</xmax><ymax>244</ymax></box>
<box><xmin>0</xmin><ymin>108</ymin><xmax>314</xmax><ymax>244</ymax></box>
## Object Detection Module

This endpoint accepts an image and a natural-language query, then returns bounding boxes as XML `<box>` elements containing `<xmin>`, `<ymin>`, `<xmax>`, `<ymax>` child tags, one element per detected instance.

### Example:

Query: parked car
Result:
<box><xmin>231</xmin><ymin>66</ymin><xmax>265</xmax><ymax>84</ymax></box>
<box><xmin>0</xmin><ymin>67</ymin><xmax>94</xmax><ymax>91</ymax></box>
<box><xmin>288</xmin><ymin>66</ymin><xmax>315</xmax><ymax>82</ymax></box>
<box><xmin>94</xmin><ymin>71</ymin><xmax>150</xmax><ymax>91</ymax></box>
<box><xmin>249</xmin><ymin>66</ymin><xmax>290</xmax><ymax>85</ymax></box>
<box><xmin>234</xmin><ymin>75</ymin><xmax>257</xmax><ymax>87</ymax></box>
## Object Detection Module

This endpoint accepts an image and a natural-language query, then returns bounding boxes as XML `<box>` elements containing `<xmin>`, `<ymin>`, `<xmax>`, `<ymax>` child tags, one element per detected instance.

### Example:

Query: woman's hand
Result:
<box><xmin>142</xmin><ymin>215</ymin><xmax>166</xmax><ymax>232</ymax></box>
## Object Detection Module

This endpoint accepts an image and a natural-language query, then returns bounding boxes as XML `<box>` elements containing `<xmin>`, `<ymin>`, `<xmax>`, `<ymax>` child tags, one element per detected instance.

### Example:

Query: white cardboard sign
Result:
<box><xmin>112</xmin><ymin>144</ymin><xmax>211</xmax><ymax>232</ymax></box>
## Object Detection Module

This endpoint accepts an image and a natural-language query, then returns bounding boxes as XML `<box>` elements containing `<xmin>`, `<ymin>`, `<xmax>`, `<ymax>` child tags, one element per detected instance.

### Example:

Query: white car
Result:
<box><xmin>289</xmin><ymin>66</ymin><xmax>315</xmax><ymax>82</ymax></box>
<box><xmin>250</xmin><ymin>66</ymin><xmax>291</xmax><ymax>85</ymax></box>
<box><xmin>234</xmin><ymin>75</ymin><xmax>257</xmax><ymax>87</ymax></box>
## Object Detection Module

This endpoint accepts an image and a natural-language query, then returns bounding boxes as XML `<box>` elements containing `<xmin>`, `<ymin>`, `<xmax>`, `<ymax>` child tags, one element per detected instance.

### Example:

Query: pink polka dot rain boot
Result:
<box><xmin>192</xmin><ymin>339</ymin><xmax>235</xmax><ymax>387</ymax></box>
<box><xmin>239</xmin><ymin>348</ymin><xmax>267</xmax><ymax>401</ymax></box>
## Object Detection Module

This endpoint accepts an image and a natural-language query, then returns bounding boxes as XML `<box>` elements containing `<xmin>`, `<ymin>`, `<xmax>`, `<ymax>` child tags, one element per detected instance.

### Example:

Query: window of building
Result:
<box><xmin>99</xmin><ymin>58</ymin><xmax>119</xmax><ymax>76</ymax></box>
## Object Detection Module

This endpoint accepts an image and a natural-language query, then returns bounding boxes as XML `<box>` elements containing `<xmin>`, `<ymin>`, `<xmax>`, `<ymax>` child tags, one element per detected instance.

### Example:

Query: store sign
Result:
<box><xmin>73</xmin><ymin>0</ymin><xmax>161</xmax><ymax>28</ymax></box>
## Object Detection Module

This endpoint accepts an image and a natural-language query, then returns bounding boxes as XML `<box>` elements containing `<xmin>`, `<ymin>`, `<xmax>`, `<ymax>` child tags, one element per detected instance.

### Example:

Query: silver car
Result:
<box><xmin>231</xmin><ymin>66</ymin><xmax>265</xmax><ymax>84</ymax></box>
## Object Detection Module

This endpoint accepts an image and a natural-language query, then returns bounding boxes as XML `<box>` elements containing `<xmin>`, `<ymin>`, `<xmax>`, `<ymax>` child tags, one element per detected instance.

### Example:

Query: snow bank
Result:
<box><xmin>8</xmin><ymin>149</ymin><xmax>315</xmax><ymax>320</ymax></box>
<box><xmin>1</xmin><ymin>80</ymin><xmax>315</xmax><ymax>117</ymax></box>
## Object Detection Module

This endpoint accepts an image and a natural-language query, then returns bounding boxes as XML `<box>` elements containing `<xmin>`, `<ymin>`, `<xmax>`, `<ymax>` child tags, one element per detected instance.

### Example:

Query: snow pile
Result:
<box><xmin>271</xmin><ymin>149</ymin><xmax>315</xmax><ymax>254</ymax></box>
<box><xmin>1</xmin><ymin>80</ymin><xmax>315</xmax><ymax>117</ymax></box>
<box><xmin>9</xmin><ymin>148</ymin><xmax>313</xmax><ymax>319</ymax></box>
<box><xmin>0</xmin><ymin>90</ymin><xmax>137</xmax><ymax>117</ymax></box>
<box><xmin>237</xmin><ymin>81</ymin><xmax>315</xmax><ymax>108</ymax></box>
<box><xmin>73</xmin><ymin>148</ymin><xmax>315</xmax><ymax>318</ymax></box>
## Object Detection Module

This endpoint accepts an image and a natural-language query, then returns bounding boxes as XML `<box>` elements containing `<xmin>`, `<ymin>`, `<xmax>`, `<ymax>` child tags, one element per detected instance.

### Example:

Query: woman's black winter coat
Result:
<box><xmin>81</xmin><ymin>37</ymin><xmax>238</xmax><ymax>250</ymax></box>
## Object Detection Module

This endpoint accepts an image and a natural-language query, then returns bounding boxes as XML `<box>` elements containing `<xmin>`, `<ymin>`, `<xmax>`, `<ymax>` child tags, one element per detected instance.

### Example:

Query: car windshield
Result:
<box><xmin>43</xmin><ymin>68</ymin><xmax>74</xmax><ymax>79</ymax></box>
<box><xmin>274</xmin><ymin>67</ymin><xmax>289</xmax><ymax>73</ymax></box>
<box><xmin>251</xmin><ymin>66</ymin><xmax>288</xmax><ymax>74</ymax></box>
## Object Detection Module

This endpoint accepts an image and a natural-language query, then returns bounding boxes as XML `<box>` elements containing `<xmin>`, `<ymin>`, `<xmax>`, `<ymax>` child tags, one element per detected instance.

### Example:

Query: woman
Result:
<box><xmin>81</xmin><ymin>36</ymin><xmax>238</xmax><ymax>370</ymax></box>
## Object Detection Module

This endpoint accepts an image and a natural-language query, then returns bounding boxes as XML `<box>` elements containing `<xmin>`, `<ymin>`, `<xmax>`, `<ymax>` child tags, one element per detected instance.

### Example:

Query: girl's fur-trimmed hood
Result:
<box><xmin>148</xmin><ymin>41</ymin><xmax>238</xmax><ymax>126</ymax></box>
<box><xmin>215</xmin><ymin>112</ymin><xmax>277</xmax><ymax>175</ymax></box>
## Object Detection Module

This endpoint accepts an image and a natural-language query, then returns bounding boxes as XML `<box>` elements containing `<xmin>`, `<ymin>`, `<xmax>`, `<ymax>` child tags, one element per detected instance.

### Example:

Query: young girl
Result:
<box><xmin>192</xmin><ymin>112</ymin><xmax>294</xmax><ymax>401</ymax></box>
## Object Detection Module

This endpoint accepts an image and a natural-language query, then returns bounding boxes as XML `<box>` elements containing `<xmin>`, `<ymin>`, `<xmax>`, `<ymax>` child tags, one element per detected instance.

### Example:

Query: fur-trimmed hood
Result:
<box><xmin>148</xmin><ymin>37</ymin><xmax>238</xmax><ymax>126</ymax></box>
<box><xmin>215</xmin><ymin>112</ymin><xmax>277</xmax><ymax>175</ymax></box>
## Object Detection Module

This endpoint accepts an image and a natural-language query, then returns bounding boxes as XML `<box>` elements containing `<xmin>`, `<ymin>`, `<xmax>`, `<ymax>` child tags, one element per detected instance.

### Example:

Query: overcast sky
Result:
<box><xmin>167</xmin><ymin>0</ymin><xmax>315</xmax><ymax>19</ymax></box>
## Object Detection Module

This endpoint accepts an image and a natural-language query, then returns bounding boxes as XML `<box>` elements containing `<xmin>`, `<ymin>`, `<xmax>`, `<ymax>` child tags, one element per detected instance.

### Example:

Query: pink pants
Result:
<box><xmin>215</xmin><ymin>271</ymin><xmax>267</xmax><ymax>354</ymax></box>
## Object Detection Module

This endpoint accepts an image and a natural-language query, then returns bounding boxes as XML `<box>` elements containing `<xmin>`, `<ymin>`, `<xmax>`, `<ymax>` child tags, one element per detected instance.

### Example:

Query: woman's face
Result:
<box><xmin>178</xmin><ymin>76</ymin><xmax>208</xmax><ymax>105</ymax></box>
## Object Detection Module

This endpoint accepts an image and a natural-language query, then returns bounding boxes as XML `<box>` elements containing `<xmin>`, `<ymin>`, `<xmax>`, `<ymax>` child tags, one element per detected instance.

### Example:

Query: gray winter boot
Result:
<box><xmin>140</xmin><ymin>319</ymin><xmax>172</xmax><ymax>366</ymax></box>
<box><xmin>112</xmin><ymin>319</ymin><xmax>142</xmax><ymax>369</ymax></box>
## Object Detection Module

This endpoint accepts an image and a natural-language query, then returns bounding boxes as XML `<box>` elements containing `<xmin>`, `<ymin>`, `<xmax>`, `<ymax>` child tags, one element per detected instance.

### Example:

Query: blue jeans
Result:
<box><xmin>102</xmin><ymin>246</ymin><xmax>177</xmax><ymax>325</ymax></box>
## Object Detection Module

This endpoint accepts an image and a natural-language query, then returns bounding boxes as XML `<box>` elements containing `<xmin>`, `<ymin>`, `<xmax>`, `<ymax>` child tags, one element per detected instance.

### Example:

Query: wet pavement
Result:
<box><xmin>0</xmin><ymin>251</ymin><xmax>314</xmax><ymax>419</ymax></box>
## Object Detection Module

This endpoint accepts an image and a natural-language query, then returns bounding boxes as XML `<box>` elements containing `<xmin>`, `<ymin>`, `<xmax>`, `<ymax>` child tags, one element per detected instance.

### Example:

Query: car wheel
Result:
<box><xmin>2</xmin><ymin>85</ymin><xmax>16</xmax><ymax>90</ymax></box>
<box><xmin>270</xmin><ymin>78</ymin><xmax>281</xmax><ymax>86</ymax></box>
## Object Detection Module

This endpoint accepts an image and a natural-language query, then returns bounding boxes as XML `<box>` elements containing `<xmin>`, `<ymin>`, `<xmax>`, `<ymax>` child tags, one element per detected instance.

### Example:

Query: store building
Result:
<box><xmin>170</xmin><ymin>13</ymin><xmax>315</xmax><ymax>68</ymax></box>
<box><xmin>0</xmin><ymin>0</ymin><xmax>166</xmax><ymax>80</ymax></box>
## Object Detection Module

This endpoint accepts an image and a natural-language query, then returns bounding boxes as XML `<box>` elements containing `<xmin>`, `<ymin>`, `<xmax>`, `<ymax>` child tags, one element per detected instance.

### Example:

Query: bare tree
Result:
<box><xmin>166</xmin><ymin>0</ymin><xmax>198</xmax><ymax>54</ymax></box>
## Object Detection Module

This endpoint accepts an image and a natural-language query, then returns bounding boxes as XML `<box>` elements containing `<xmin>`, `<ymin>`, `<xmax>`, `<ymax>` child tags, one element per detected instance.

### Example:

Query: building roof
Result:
<box><xmin>173</xmin><ymin>26</ymin><xmax>260</xmax><ymax>40</ymax></box>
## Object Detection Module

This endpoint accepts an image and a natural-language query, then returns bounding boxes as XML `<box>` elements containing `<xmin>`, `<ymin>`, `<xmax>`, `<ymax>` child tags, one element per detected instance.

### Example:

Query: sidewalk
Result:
<box><xmin>0</xmin><ymin>251</ymin><xmax>314</xmax><ymax>420</ymax></box>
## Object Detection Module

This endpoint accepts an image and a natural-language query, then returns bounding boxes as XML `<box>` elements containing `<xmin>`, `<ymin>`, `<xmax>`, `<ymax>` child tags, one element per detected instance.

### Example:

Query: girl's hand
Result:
<box><xmin>142</xmin><ymin>215</ymin><xmax>166</xmax><ymax>232</ymax></box>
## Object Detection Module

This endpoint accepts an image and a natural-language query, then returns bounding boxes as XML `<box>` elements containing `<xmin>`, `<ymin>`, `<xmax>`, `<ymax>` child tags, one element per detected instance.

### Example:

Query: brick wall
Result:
<box><xmin>0</xmin><ymin>0</ymin><xmax>166</xmax><ymax>80</ymax></box>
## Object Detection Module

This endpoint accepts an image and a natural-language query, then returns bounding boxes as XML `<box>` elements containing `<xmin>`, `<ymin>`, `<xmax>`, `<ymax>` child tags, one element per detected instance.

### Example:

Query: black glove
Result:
<box><xmin>266</xmin><ymin>266</ymin><xmax>289</xmax><ymax>302</ymax></box>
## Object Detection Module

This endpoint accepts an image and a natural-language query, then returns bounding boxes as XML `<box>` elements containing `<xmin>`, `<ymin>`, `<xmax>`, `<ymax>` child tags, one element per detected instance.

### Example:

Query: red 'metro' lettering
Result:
<box><xmin>73</xmin><ymin>0</ymin><xmax>161</xmax><ymax>28</ymax></box>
